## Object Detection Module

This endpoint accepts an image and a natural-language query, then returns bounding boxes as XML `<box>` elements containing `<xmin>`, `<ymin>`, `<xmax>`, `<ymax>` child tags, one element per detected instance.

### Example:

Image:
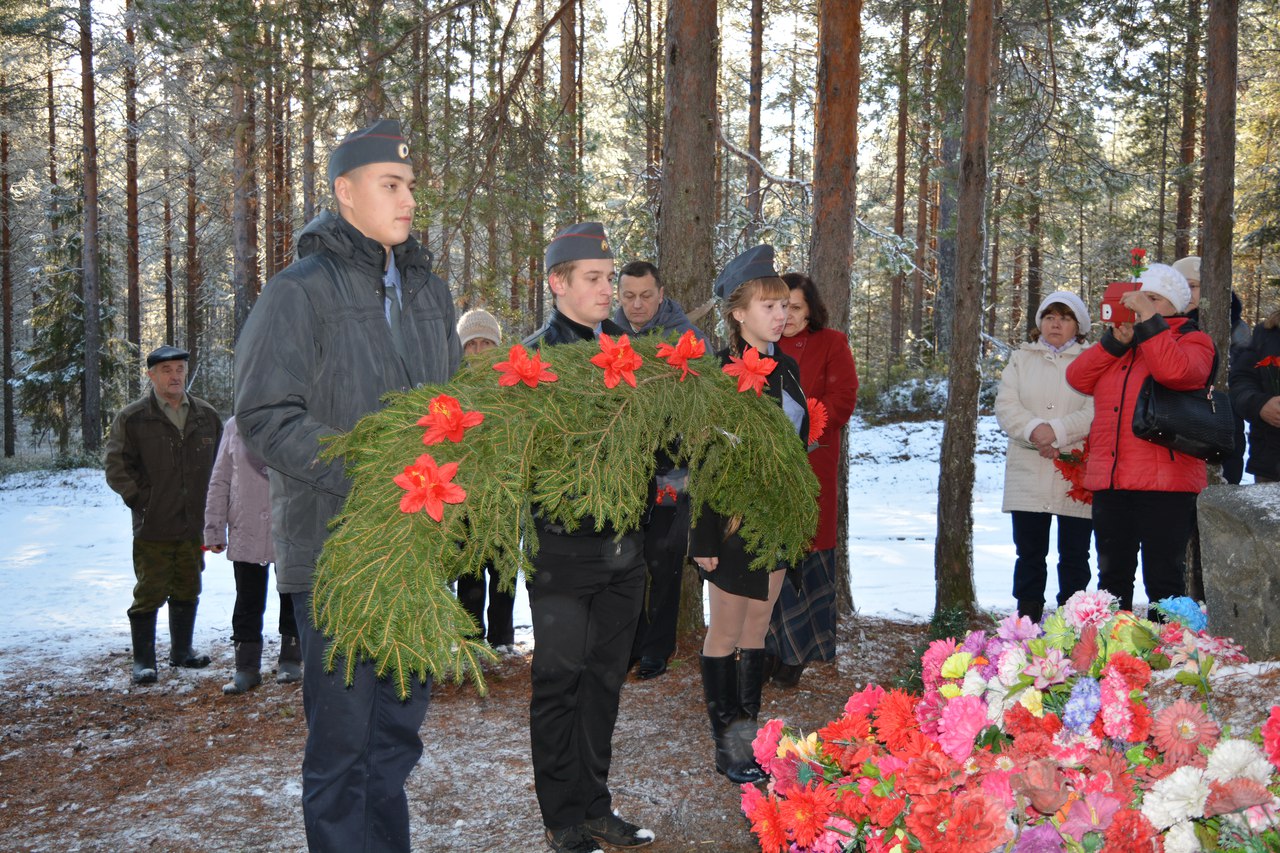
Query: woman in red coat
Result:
<box><xmin>764</xmin><ymin>273</ymin><xmax>859</xmax><ymax>687</ymax></box>
<box><xmin>1065</xmin><ymin>263</ymin><xmax>1212</xmax><ymax>613</ymax></box>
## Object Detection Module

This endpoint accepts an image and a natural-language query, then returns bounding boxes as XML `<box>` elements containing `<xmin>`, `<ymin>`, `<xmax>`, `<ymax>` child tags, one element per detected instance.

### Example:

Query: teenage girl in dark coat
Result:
<box><xmin>690</xmin><ymin>245</ymin><xmax>808</xmax><ymax>783</ymax></box>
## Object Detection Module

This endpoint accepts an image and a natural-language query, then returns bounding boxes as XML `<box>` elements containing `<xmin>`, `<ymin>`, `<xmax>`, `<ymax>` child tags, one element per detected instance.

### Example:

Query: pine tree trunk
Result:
<box><xmin>1193</xmin><ymin>0</ymin><xmax>1238</xmax><ymax>600</ymax></box>
<box><xmin>79</xmin><ymin>0</ymin><xmax>103</xmax><ymax>451</ymax></box>
<box><xmin>1</xmin><ymin>77</ymin><xmax>13</xmax><ymax>457</ymax></box>
<box><xmin>935</xmin><ymin>0</ymin><xmax>995</xmax><ymax>617</ymax></box>
<box><xmin>263</xmin><ymin>39</ymin><xmax>277</xmax><ymax>281</ymax></box>
<box><xmin>559</xmin><ymin>0</ymin><xmax>578</xmax><ymax>220</ymax></box>
<box><xmin>891</xmin><ymin>4</ymin><xmax>909</xmax><ymax>360</ymax></box>
<box><xmin>744</xmin><ymin>0</ymin><xmax>763</xmax><ymax>240</ymax></box>
<box><xmin>185</xmin><ymin>106</ymin><xmax>202</xmax><ymax>373</ymax></box>
<box><xmin>232</xmin><ymin>79</ymin><xmax>260</xmax><ymax>341</ymax></box>
<box><xmin>301</xmin><ymin>24</ymin><xmax>316</xmax><ymax>223</ymax></box>
<box><xmin>988</xmin><ymin>176</ymin><xmax>1002</xmax><ymax>341</ymax></box>
<box><xmin>810</xmin><ymin>0</ymin><xmax>862</xmax><ymax>616</ymax></box>
<box><xmin>1026</xmin><ymin>168</ymin><xmax>1042</xmax><ymax>338</ymax></box>
<box><xmin>659</xmin><ymin>0</ymin><xmax>717</xmax><ymax>636</ymax></box>
<box><xmin>1175</xmin><ymin>0</ymin><xmax>1202</xmax><ymax>259</ymax></box>
<box><xmin>911</xmin><ymin>49</ymin><xmax>932</xmax><ymax>343</ymax></box>
<box><xmin>932</xmin><ymin>0</ymin><xmax>966</xmax><ymax>356</ymax></box>
<box><xmin>125</xmin><ymin>0</ymin><xmax>141</xmax><ymax>395</ymax></box>
<box><xmin>164</xmin><ymin>167</ymin><xmax>174</xmax><ymax>344</ymax></box>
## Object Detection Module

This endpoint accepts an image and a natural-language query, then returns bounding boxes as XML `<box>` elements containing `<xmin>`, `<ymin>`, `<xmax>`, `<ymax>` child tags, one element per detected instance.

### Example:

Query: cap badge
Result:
<box><xmin>398</xmin><ymin>143</ymin><xmax>410</xmax><ymax>160</ymax></box>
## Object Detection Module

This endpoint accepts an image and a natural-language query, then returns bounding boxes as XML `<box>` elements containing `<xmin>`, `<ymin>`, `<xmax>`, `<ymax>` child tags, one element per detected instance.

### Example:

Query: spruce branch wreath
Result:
<box><xmin>314</xmin><ymin>333</ymin><xmax>819</xmax><ymax>699</ymax></box>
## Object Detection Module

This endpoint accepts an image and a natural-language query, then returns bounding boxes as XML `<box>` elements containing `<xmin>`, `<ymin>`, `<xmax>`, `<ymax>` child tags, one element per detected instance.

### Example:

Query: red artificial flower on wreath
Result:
<box><xmin>741</xmin><ymin>785</ymin><xmax>789</xmax><ymax>853</ymax></box>
<box><xmin>777</xmin><ymin>783</ymin><xmax>839</xmax><ymax>850</ymax></box>
<box><xmin>1054</xmin><ymin>441</ymin><xmax>1092</xmax><ymax>505</ymax></box>
<box><xmin>904</xmin><ymin>790</ymin><xmax>1011</xmax><ymax>853</ymax></box>
<box><xmin>655</xmin><ymin>329</ymin><xmax>705</xmax><ymax>381</ymax></box>
<box><xmin>806</xmin><ymin>397</ymin><xmax>829</xmax><ymax>443</ymax></box>
<box><xmin>493</xmin><ymin>344</ymin><xmax>557</xmax><ymax>388</ymax></box>
<box><xmin>1103</xmin><ymin>808</ymin><xmax>1162</xmax><ymax>851</ymax></box>
<box><xmin>417</xmin><ymin>394</ymin><xmax>484</xmax><ymax>445</ymax></box>
<box><xmin>393</xmin><ymin>453</ymin><xmax>467</xmax><ymax>522</ymax></box>
<box><xmin>722</xmin><ymin>346</ymin><xmax>776</xmax><ymax>396</ymax></box>
<box><xmin>654</xmin><ymin>485</ymin><xmax>678</xmax><ymax>506</ymax></box>
<box><xmin>1263</xmin><ymin>705</ymin><xmax>1280</xmax><ymax>769</ymax></box>
<box><xmin>590</xmin><ymin>333</ymin><xmax>644</xmax><ymax>388</ymax></box>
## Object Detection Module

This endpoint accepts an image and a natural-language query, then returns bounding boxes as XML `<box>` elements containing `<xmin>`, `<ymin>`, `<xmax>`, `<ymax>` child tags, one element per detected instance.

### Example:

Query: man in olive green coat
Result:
<box><xmin>105</xmin><ymin>345</ymin><xmax>222</xmax><ymax>684</ymax></box>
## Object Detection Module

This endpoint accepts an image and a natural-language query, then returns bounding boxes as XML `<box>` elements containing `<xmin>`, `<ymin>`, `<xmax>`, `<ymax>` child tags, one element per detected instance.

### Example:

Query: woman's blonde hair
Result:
<box><xmin>721</xmin><ymin>276</ymin><xmax>789</xmax><ymax>354</ymax></box>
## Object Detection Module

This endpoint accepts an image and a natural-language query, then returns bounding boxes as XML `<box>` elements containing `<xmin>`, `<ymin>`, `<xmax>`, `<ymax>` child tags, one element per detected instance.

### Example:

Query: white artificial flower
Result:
<box><xmin>1163</xmin><ymin>820</ymin><xmax>1203</xmax><ymax>853</ymax></box>
<box><xmin>1141</xmin><ymin>765</ymin><xmax>1210</xmax><ymax>830</ymax></box>
<box><xmin>961</xmin><ymin>668</ymin><xmax>987</xmax><ymax>697</ymax></box>
<box><xmin>1205</xmin><ymin>739</ymin><xmax>1274</xmax><ymax>785</ymax></box>
<box><xmin>997</xmin><ymin>646</ymin><xmax>1027</xmax><ymax>687</ymax></box>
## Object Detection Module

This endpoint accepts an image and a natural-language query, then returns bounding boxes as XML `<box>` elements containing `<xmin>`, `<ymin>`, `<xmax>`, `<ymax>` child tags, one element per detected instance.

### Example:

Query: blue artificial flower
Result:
<box><xmin>1062</xmin><ymin>676</ymin><xmax>1101</xmax><ymax>734</ymax></box>
<box><xmin>1154</xmin><ymin>596</ymin><xmax>1207</xmax><ymax>632</ymax></box>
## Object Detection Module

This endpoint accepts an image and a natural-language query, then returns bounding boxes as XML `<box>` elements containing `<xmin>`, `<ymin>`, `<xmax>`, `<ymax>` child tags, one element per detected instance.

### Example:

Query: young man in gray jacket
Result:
<box><xmin>234</xmin><ymin>120</ymin><xmax>460</xmax><ymax>853</ymax></box>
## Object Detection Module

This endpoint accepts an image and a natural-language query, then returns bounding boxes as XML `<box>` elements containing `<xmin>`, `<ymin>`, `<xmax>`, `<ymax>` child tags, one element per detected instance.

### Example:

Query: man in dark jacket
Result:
<box><xmin>524</xmin><ymin>223</ymin><xmax>656</xmax><ymax>853</ymax></box>
<box><xmin>611</xmin><ymin>261</ymin><xmax>706</xmax><ymax>682</ymax></box>
<box><xmin>105</xmin><ymin>345</ymin><xmax>223</xmax><ymax>685</ymax></box>
<box><xmin>233</xmin><ymin>120</ymin><xmax>460</xmax><ymax>853</ymax></box>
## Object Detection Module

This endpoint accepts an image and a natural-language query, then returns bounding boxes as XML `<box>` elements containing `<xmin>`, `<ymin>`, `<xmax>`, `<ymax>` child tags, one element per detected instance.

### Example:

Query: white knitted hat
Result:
<box><xmin>1035</xmin><ymin>290</ymin><xmax>1091</xmax><ymax>332</ymax></box>
<box><xmin>1138</xmin><ymin>263</ymin><xmax>1192</xmax><ymax>313</ymax></box>
<box><xmin>457</xmin><ymin>308</ymin><xmax>502</xmax><ymax>347</ymax></box>
<box><xmin>1171</xmin><ymin>255</ymin><xmax>1201</xmax><ymax>284</ymax></box>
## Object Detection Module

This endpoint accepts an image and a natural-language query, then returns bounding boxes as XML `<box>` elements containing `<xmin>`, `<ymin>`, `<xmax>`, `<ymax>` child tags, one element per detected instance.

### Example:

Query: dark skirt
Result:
<box><xmin>698</xmin><ymin>531</ymin><xmax>780</xmax><ymax>601</ymax></box>
<box><xmin>765</xmin><ymin>548</ymin><xmax>838</xmax><ymax>664</ymax></box>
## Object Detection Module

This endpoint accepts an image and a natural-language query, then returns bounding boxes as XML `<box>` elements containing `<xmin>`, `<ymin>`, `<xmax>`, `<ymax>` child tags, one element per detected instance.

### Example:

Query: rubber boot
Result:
<box><xmin>771</xmin><ymin>661</ymin><xmax>806</xmax><ymax>689</ymax></box>
<box><xmin>276</xmin><ymin>634</ymin><xmax>302</xmax><ymax>684</ymax></box>
<box><xmin>222</xmin><ymin>641</ymin><xmax>263</xmax><ymax>694</ymax></box>
<box><xmin>700</xmin><ymin>654</ymin><xmax>762</xmax><ymax>783</ymax></box>
<box><xmin>129</xmin><ymin>611</ymin><xmax>158</xmax><ymax>684</ymax></box>
<box><xmin>167</xmin><ymin>600</ymin><xmax>212</xmax><ymax>668</ymax></box>
<box><xmin>730</xmin><ymin>648</ymin><xmax>768</xmax><ymax>783</ymax></box>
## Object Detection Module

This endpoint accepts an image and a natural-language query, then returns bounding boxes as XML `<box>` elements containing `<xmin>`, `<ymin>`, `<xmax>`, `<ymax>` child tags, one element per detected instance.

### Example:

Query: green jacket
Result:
<box><xmin>104</xmin><ymin>390</ymin><xmax>223</xmax><ymax>540</ymax></box>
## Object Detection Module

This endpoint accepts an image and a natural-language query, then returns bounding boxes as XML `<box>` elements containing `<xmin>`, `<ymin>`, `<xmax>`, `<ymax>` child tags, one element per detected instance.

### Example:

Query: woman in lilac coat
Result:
<box><xmin>203</xmin><ymin>415</ymin><xmax>301</xmax><ymax>694</ymax></box>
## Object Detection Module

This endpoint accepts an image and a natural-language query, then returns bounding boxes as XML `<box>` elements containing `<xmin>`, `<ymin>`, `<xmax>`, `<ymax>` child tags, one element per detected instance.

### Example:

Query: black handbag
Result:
<box><xmin>1131</xmin><ymin>351</ymin><xmax>1235</xmax><ymax>462</ymax></box>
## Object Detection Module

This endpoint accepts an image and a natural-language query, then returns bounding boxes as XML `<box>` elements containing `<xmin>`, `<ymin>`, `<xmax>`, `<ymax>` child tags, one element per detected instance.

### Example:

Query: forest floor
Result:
<box><xmin>4</xmin><ymin>611</ymin><xmax>1277</xmax><ymax>853</ymax></box>
<box><xmin>0</xmin><ymin>614</ymin><xmax>930</xmax><ymax>853</ymax></box>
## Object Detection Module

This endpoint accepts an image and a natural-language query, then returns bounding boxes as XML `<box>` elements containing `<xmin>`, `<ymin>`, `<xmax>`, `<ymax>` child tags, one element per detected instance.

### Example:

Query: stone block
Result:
<box><xmin>1198</xmin><ymin>483</ymin><xmax>1280</xmax><ymax>660</ymax></box>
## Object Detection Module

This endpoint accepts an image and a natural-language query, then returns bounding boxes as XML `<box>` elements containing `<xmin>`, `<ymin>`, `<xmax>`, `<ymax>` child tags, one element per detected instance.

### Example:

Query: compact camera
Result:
<box><xmin>1100</xmin><ymin>281</ymin><xmax>1140</xmax><ymax>325</ymax></box>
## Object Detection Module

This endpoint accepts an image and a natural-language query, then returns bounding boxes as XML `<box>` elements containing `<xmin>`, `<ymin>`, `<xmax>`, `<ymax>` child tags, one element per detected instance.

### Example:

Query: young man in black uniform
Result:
<box><xmin>524</xmin><ymin>222</ymin><xmax>655</xmax><ymax>853</ymax></box>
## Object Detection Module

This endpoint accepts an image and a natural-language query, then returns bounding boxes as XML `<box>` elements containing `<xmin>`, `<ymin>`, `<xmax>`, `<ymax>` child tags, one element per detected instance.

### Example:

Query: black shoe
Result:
<box><xmin>771</xmin><ymin>662</ymin><xmax>805</xmax><ymax>688</ymax></box>
<box><xmin>583</xmin><ymin>812</ymin><xmax>656</xmax><ymax>848</ymax></box>
<box><xmin>545</xmin><ymin>825</ymin><xmax>604</xmax><ymax>853</ymax></box>
<box><xmin>635</xmin><ymin>657</ymin><xmax>667</xmax><ymax>680</ymax></box>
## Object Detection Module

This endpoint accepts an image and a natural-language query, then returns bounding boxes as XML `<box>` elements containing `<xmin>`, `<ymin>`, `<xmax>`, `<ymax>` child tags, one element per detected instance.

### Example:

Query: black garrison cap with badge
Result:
<box><xmin>544</xmin><ymin>221</ymin><xmax>613</xmax><ymax>273</ymax></box>
<box><xmin>713</xmin><ymin>244</ymin><xmax>779</xmax><ymax>299</ymax></box>
<box><xmin>146</xmin><ymin>345</ymin><xmax>189</xmax><ymax>368</ymax></box>
<box><xmin>326</xmin><ymin>119</ymin><xmax>412</xmax><ymax>188</ymax></box>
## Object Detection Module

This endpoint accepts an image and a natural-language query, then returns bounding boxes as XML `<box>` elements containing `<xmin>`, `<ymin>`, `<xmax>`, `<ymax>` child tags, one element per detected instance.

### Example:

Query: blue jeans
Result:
<box><xmin>292</xmin><ymin>592</ymin><xmax>431</xmax><ymax>853</ymax></box>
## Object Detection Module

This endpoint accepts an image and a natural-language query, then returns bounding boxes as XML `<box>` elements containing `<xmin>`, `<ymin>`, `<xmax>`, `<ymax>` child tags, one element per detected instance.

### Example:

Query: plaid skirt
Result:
<box><xmin>765</xmin><ymin>548</ymin><xmax>838</xmax><ymax>665</ymax></box>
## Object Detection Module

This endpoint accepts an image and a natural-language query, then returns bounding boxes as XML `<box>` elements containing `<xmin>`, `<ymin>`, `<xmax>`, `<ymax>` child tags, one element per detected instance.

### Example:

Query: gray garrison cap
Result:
<box><xmin>327</xmin><ymin>119</ymin><xmax>412</xmax><ymax>188</ymax></box>
<box><xmin>146</xmin><ymin>345</ymin><xmax>189</xmax><ymax>368</ymax></box>
<box><xmin>714</xmin><ymin>244</ymin><xmax>779</xmax><ymax>299</ymax></box>
<box><xmin>545</xmin><ymin>221</ymin><xmax>613</xmax><ymax>273</ymax></box>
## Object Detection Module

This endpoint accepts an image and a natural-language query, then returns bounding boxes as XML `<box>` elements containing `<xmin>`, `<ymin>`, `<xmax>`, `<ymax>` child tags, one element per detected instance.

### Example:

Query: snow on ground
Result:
<box><xmin>0</xmin><ymin>415</ymin><xmax>1123</xmax><ymax>678</ymax></box>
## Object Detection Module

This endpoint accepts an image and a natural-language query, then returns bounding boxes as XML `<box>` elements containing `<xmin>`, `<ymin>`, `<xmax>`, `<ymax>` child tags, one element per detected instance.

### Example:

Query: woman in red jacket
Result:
<box><xmin>764</xmin><ymin>273</ymin><xmax>859</xmax><ymax>687</ymax></box>
<box><xmin>1065</xmin><ymin>263</ymin><xmax>1213</xmax><ymax>612</ymax></box>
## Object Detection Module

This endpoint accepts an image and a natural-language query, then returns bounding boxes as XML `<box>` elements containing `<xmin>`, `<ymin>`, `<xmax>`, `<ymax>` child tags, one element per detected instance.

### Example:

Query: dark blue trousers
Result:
<box><xmin>292</xmin><ymin>592</ymin><xmax>431</xmax><ymax>853</ymax></box>
<box><xmin>528</xmin><ymin>530</ymin><xmax>646</xmax><ymax>831</ymax></box>
<box><xmin>1010</xmin><ymin>511</ymin><xmax>1093</xmax><ymax>620</ymax></box>
<box><xmin>231</xmin><ymin>562</ymin><xmax>297</xmax><ymax>643</ymax></box>
<box><xmin>631</xmin><ymin>499</ymin><xmax>689</xmax><ymax>664</ymax></box>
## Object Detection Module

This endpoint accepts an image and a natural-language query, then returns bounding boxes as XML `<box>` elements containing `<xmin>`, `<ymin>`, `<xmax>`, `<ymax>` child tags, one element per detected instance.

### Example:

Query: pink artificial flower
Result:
<box><xmin>1099</xmin><ymin>669</ymin><xmax>1136</xmax><ymax>742</ymax></box>
<box><xmin>1263</xmin><ymin>706</ymin><xmax>1280</xmax><ymax>770</ymax></box>
<box><xmin>1024</xmin><ymin>647</ymin><xmax>1074</xmax><ymax>690</ymax></box>
<box><xmin>753</xmin><ymin>718</ymin><xmax>785</xmax><ymax>774</ymax></box>
<box><xmin>996</xmin><ymin>612</ymin><xmax>1042</xmax><ymax>641</ymax></box>
<box><xmin>1058</xmin><ymin>790</ymin><xmax>1124</xmax><ymax>840</ymax></box>
<box><xmin>1062</xmin><ymin>589</ymin><xmax>1118</xmax><ymax>630</ymax></box>
<box><xmin>920</xmin><ymin>638</ymin><xmax>959</xmax><ymax>690</ymax></box>
<box><xmin>845</xmin><ymin>684</ymin><xmax>887</xmax><ymax>718</ymax></box>
<box><xmin>937</xmin><ymin>695</ymin><xmax>989</xmax><ymax>762</ymax></box>
<box><xmin>1152</xmin><ymin>699</ymin><xmax>1221</xmax><ymax>766</ymax></box>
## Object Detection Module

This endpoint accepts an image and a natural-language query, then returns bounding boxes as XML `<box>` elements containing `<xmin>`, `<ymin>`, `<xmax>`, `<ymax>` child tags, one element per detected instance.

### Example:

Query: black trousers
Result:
<box><xmin>291</xmin><ymin>592</ymin><xmax>431</xmax><ymax>853</ymax></box>
<box><xmin>528</xmin><ymin>529</ymin><xmax>646</xmax><ymax>831</ymax></box>
<box><xmin>231</xmin><ymin>561</ymin><xmax>299</xmax><ymax>643</ymax></box>
<box><xmin>1010</xmin><ymin>512</ymin><xmax>1092</xmax><ymax>617</ymax></box>
<box><xmin>455</xmin><ymin>563</ymin><xmax>515</xmax><ymax>646</ymax></box>
<box><xmin>1092</xmin><ymin>489</ymin><xmax>1198</xmax><ymax>612</ymax></box>
<box><xmin>630</xmin><ymin>499</ymin><xmax>689</xmax><ymax>663</ymax></box>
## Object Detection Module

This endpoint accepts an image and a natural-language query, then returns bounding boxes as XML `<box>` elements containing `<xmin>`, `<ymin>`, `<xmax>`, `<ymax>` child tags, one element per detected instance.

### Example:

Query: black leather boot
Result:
<box><xmin>730</xmin><ymin>648</ymin><xmax>767</xmax><ymax>783</ymax></box>
<box><xmin>222</xmin><ymin>641</ymin><xmax>263</xmax><ymax>694</ymax></box>
<box><xmin>700</xmin><ymin>653</ymin><xmax>764</xmax><ymax>783</ymax></box>
<box><xmin>276</xmin><ymin>634</ymin><xmax>302</xmax><ymax>684</ymax></box>
<box><xmin>167</xmin><ymin>600</ymin><xmax>212</xmax><ymax>668</ymax></box>
<box><xmin>771</xmin><ymin>661</ymin><xmax>806</xmax><ymax>689</ymax></box>
<box><xmin>129</xmin><ymin>611</ymin><xmax>158</xmax><ymax>684</ymax></box>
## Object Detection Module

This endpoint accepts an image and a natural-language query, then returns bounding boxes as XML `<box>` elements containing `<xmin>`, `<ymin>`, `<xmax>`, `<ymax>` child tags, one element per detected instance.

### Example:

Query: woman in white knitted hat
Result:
<box><xmin>995</xmin><ymin>291</ymin><xmax>1095</xmax><ymax>622</ymax></box>
<box><xmin>1066</xmin><ymin>263</ymin><xmax>1214</xmax><ymax>613</ymax></box>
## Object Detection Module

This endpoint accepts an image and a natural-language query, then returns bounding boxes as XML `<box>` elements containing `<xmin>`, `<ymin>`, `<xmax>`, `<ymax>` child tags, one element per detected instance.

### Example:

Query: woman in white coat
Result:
<box><xmin>995</xmin><ymin>291</ymin><xmax>1095</xmax><ymax>622</ymax></box>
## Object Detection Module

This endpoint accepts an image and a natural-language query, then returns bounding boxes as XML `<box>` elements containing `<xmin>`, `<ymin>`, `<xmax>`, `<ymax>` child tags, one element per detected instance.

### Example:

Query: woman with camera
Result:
<box><xmin>1065</xmin><ymin>263</ymin><xmax>1213</xmax><ymax>612</ymax></box>
<box><xmin>995</xmin><ymin>292</ymin><xmax>1095</xmax><ymax>623</ymax></box>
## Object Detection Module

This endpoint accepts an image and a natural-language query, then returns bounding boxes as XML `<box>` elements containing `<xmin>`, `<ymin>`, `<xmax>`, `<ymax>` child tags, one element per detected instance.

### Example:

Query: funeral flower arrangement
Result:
<box><xmin>312</xmin><ymin>331</ymin><xmax>818</xmax><ymax>696</ymax></box>
<box><xmin>743</xmin><ymin>592</ymin><xmax>1280</xmax><ymax>853</ymax></box>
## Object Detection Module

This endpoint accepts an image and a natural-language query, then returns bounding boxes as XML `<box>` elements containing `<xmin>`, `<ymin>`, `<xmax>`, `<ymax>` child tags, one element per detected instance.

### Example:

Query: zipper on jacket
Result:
<box><xmin>1108</xmin><ymin>350</ymin><xmax>1137</xmax><ymax>487</ymax></box>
